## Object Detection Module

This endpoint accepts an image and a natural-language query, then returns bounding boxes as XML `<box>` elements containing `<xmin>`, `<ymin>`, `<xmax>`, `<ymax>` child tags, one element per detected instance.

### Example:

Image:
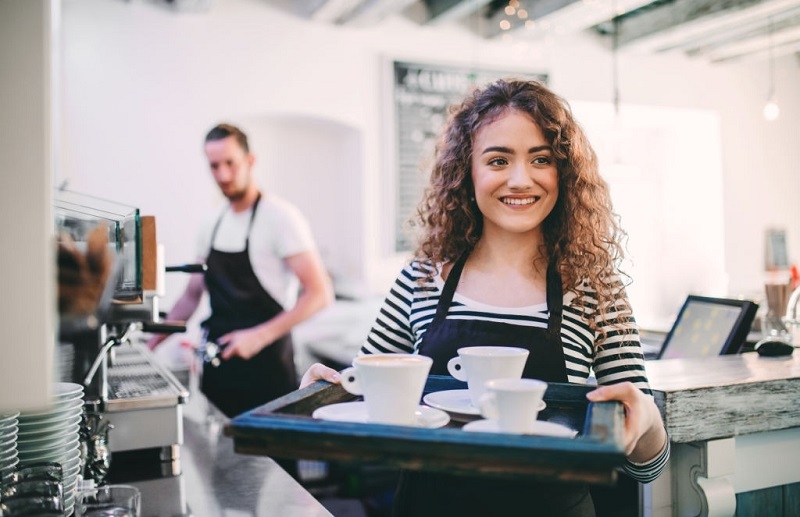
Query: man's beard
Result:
<box><xmin>222</xmin><ymin>178</ymin><xmax>251</xmax><ymax>202</ymax></box>
<box><xmin>224</xmin><ymin>187</ymin><xmax>247</xmax><ymax>202</ymax></box>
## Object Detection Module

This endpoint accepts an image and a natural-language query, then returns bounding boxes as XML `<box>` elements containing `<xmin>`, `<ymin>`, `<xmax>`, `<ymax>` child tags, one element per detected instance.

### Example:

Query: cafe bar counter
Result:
<box><xmin>107</xmin><ymin>349</ymin><xmax>800</xmax><ymax>517</ymax></box>
<box><xmin>105</xmin><ymin>385</ymin><xmax>337</xmax><ymax>517</ymax></box>
<box><xmin>644</xmin><ymin>350</ymin><xmax>800</xmax><ymax>517</ymax></box>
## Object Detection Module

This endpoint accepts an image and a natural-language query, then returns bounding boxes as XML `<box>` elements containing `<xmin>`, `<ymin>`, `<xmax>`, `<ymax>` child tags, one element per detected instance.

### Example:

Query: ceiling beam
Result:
<box><xmin>685</xmin><ymin>11</ymin><xmax>800</xmax><ymax>56</ymax></box>
<box><xmin>615</xmin><ymin>0</ymin><xmax>800</xmax><ymax>53</ymax></box>
<box><xmin>421</xmin><ymin>0</ymin><xmax>493</xmax><ymax>25</ymax></box>
<box><xmin>336</xmin><ymin>0</ymin><xmax>419</xmax><ymax>25</ymax></box>
<box><xmin>670</xmin><ymin>5</ymin><xmax>800</xmax><ymax>54</ymax></box>
<box><xmin>479</xmin><ymin>0</ymin><xmax>654</xmax><ymax>40</ymax></box>
<box><xmin>284</xmin><ymin>0</ymin><xmax>418</xmax><ymax>25</ymax></box>
<box><xmin>278</xmin><ymin>0</ymin><xmax>362</xmax><ymax>23</ymax></box>
<box><xmin>706</xmin><ymin>23</ymin><xmax>800</xmax><ymax>62</ymax></box>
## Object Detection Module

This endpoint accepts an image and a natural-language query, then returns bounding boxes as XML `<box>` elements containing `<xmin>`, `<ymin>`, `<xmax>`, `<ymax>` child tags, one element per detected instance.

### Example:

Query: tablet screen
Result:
<box><xmin>659</xmin><ymin>298</ymin><xmax>753</xmax><ymax>359</ymax></box>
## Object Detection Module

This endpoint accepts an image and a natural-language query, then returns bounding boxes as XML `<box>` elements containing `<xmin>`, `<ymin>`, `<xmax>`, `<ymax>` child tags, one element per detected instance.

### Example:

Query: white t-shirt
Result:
<box><xmin>196</xmin><ymin>193</ymin><xmax>317</xmax><ymax>309</ymax></box>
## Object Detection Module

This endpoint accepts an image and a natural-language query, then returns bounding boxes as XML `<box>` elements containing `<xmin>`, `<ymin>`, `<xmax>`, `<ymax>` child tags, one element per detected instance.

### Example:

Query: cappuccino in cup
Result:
<box><xmin>340</xmin><ymin>354</ymin><xmax>433</xmax><ymax>425</ymax></box>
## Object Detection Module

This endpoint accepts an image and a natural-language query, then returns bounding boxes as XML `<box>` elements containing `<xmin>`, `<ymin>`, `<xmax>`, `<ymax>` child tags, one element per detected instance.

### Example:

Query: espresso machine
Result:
<box><xmin>55</xmin><ymin>191</ymin><xmax>189</xmax><ymax>482</ymax></box>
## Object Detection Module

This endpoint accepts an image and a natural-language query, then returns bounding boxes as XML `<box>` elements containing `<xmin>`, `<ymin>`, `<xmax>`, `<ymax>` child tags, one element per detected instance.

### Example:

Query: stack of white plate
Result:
<box><xmin>0</xmin><ymin>411</ymin><xmax>19</xmax><ymax>487</ymax></box>
<box><xmin>16</xmin><ymin>382</ymin><xmax>84</xmax><ymax>516</ymax></box>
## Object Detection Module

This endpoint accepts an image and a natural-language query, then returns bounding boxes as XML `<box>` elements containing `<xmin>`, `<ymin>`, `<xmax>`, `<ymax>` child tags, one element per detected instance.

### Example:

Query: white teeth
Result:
<box><xmin>502</xmin><ymin>197</ymin><xmax>536</xmax><ymax>206</ymax></box>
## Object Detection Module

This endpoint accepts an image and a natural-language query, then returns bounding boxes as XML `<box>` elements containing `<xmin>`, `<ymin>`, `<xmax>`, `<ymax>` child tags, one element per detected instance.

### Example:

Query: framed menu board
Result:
<box><xmin>765</xmin><ymin>227</ymin><xmax>789</xmax><ymax>271</ymax></box>
<box><xmin>389</xmin><ymin>60</ymin><xmax>548</xmax><ymax>251</ymax></box>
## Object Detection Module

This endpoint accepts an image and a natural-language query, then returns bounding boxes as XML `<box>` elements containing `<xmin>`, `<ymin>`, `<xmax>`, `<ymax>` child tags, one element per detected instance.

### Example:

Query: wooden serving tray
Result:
<box><xmin>224</xmin><ymin>376</ymin><xmax>626</xmax><ymax>485</ymax></box>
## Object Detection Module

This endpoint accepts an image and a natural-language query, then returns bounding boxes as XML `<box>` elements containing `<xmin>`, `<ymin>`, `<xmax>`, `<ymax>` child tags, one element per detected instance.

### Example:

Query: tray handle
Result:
<box><xmin>584</xmin><ymin>401</ymin><xmax>625</xmax><ymax>450</ymax></box>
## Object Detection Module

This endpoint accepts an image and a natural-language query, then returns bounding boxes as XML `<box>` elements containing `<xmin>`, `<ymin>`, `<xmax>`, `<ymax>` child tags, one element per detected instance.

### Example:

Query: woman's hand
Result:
<box><xmin>586</xmin><ymin>382</ymin><xmax>667</xmax><ymax>463</ymax></box>
<box><xmin>300</xmin><ymin>363</ymin><xmax>341</xmax><ymax>389</ymax></box>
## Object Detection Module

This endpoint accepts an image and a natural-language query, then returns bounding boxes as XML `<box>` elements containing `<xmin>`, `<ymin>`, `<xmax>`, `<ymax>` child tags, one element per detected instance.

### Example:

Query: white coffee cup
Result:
<box><xmin>446</xmin><ymin>346</ymin><xmax>530</xmax><ymax>407</ymax></box>
<box><xmin>340</xmin><ymin>354</ymin><xmax>433</xmax><ymax>425</ymax></box>
<box><xmin>478</xmin><ymin>378</ymin><xmax>548</xmax><ymax>433</ymax></box>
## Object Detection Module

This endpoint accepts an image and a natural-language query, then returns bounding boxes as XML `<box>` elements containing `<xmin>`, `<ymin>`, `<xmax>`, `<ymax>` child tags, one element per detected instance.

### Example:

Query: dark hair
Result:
<box><xmin>414</xmin><ymin>78</ymin><xmax>629</xmax><ymax>335</ymax></box>
<box><xmin>205</xmin><ymin>123</ymin><xmax>250</xmax><ymax>153</ymax></box>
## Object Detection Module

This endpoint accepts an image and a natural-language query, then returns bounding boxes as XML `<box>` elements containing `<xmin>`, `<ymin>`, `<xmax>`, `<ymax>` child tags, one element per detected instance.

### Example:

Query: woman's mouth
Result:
<box><xmin>501</xmin><ymin>196</ymin><xmax>538</xmax><ymax>206</ymax></box>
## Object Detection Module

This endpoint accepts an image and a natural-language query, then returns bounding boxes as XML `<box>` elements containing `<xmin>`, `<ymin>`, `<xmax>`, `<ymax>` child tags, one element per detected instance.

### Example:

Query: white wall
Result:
<box><xmin>0</xmin><ymin>0</ymin><xmax>56</xmax><ymax>412</ymax></box>
<box><xmin>58</xmin><ymin>0</ymin><xmax>800</xmax><ymax>327</ymax></box>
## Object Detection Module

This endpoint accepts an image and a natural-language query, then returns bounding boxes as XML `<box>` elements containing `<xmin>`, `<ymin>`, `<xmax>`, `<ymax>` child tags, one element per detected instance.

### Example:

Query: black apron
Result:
<box><xmin>200</xmin><ymin>194</ymin><xmax>298</xmax><ymax>419</ymax></box>
<box><xmin>393</xmin><ymin>251</ymin><xmax>595</xmax><ymax>517</ymax></box>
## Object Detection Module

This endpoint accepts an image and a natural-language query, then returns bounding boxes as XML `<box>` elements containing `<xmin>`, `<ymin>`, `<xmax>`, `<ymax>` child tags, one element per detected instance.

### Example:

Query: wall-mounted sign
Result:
<box><xmin>390</xmin><ymin>60</ymin><xmax>547</xmax><ymax>251</ymax></box>
<box><xmin>765</xmin><ymin>227</ymin><xmax>789</xmax><ymax>271</ymax></box>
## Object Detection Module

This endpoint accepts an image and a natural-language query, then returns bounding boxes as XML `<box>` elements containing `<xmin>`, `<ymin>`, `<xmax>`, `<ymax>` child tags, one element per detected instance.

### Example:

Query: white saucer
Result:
<box><xmin>313</xmin><ymin>402</ymin><xmax>450</xmax><ymax>428</ymax></box>
<box><xmin>462</xmin><ymin>419</ymin><xmax>578</xmax><ymax>437</ymax></box>
<box><xmin>53</xmin><ymin>382</ymin><xmax>84</xmax><ymax>400</ymax></box>
<box><xmin>423</xmin><ymin>389</ymin><xmax>546</xmax><ymax>416</ymax></box>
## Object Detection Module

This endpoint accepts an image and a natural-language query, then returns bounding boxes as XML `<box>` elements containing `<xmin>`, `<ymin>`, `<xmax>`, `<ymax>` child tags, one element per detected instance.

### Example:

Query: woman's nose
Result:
<box><xmin>507</xmin><ymin>163</ymin><xmax>533</xmax><ymax>188</ymax></box>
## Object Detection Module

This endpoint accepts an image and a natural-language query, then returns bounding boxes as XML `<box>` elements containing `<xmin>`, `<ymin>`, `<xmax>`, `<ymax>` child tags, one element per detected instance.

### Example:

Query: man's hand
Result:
<box><xmin>218</xmin><ymin>326</ymin><xmax>275</xmax><ymax>360</ymax></box>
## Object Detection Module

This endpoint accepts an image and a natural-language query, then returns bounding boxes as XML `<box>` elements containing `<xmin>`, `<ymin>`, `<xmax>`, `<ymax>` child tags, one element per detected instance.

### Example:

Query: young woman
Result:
<box><xmin>303</xmin><ymin>79</ymin><xmax>669</xmax><ymax>516</ymax></box>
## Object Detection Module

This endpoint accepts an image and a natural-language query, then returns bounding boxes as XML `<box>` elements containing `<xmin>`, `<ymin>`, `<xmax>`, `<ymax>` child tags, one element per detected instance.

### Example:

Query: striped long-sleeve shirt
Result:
<box><xmin>360</xmin><ymin>260</ymin><xmax>670</xmax><ymax>483</ymax></box>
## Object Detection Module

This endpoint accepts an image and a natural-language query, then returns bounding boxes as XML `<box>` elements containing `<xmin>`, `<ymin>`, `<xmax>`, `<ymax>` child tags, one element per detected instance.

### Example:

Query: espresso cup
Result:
<box><xmin>446</xmin><ymin>346</ymin><xmax>529</xmax><ymax>407</ymax></box>
<box><xmin>340</xmin><ymin>354</ymin><xmax>433</xmax><ymax>426</ymax></box>
<box><xmin>478</xmin><ymin>378</ymin><xmax>548</xmax><ymax>433</ymax></box>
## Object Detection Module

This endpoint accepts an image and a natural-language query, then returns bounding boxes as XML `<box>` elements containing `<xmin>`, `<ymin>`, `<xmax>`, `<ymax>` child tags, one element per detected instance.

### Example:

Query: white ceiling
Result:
<box><xmin>255</xmin><ymin>0</ymin><xmax>800</xmax><ymax>64</ymax></box>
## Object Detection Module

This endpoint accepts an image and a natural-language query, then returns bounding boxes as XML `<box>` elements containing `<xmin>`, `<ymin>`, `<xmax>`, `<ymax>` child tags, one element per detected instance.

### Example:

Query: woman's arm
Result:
<box><xmin>589</xmin><ymin>285</ymin><xmax>670</xmax><ymax>481</ymax></box>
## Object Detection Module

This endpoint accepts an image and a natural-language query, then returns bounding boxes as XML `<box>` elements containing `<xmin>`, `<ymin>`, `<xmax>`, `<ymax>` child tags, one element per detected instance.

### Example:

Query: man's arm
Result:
<box><xmin>219</xmin><ymin>249</ymin><xmax>334</xmax><ymax>360</ymax></box>
<box><xmin>146</xmin><ymin>271</ymin><xmax>206</xmax><ymax>350</ymax></box>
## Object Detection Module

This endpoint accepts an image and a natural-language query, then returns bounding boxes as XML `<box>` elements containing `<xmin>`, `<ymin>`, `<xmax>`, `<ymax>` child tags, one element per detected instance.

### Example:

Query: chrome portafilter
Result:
<box><xmin>195</xmin><ymin>328</ymin><xmax>223</xmax><ymax>368</ymax></box>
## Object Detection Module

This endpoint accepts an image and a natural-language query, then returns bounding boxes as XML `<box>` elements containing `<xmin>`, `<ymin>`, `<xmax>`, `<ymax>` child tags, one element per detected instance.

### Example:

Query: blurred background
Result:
<box><xmin>2</xmin><ymin>0</ymin><xmax>800</xmax><ymax>400</ymax></box>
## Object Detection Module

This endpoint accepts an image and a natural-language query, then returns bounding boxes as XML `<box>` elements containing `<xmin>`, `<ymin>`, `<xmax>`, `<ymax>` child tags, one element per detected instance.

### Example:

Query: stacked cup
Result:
<box><xmin>447</xmin><ymin>346</ymin><xmax>551</xmax><ymax>434</ymax></box>
<box><xmin>15</xmin><ymin>382</ymin><xmax>85</xmax><ymax>516</ymax></box>
<box><xmin>447</xmin><ymin>346</ymin><xmax>531</xmax><ymax>409</ymax></box>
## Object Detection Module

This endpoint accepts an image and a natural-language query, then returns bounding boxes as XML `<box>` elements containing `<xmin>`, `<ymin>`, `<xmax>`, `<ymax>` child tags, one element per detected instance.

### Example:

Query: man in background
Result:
<box><xmin>148</xmin><ymin>123</ymin><xmax>334</xmax><ymax>420</ymax></box>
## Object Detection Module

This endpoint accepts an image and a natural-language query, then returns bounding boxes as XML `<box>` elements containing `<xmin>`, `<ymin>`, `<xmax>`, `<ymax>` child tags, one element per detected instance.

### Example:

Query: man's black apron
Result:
<box><xmin>200</xmin><ymin>194</ymin><xmax>297</xmax><ymax>419</ymax></box>
<box><xmin>392</xmin><ymin>251</ymin><xmax>595</xmax><ymax>517</ymax></box>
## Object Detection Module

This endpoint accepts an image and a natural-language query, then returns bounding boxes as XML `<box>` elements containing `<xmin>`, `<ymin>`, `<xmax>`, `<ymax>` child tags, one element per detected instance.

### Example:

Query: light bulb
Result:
<box><xmin>763</xmin><ymin>99</ymin><xmax>780</xmax><ymax>121</ymax></box>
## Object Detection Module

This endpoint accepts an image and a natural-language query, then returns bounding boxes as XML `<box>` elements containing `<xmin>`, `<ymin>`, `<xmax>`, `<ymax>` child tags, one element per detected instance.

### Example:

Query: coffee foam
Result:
<box><xmin>458</xmin><ymin>346</ymin><xmax>528</xmax><ymax>357</ymax></box>
<box><xmin>356</xmin><ymin>355</ymin><xmax>430</xmax><ymax>366</ymax></box>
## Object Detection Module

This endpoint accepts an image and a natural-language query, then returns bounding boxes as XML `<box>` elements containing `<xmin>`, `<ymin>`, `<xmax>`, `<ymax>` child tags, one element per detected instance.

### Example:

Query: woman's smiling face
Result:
<box><xmin>470</xmin><ymin>109</ymin><xmax>559</xmax><ymax>240</ymax></box>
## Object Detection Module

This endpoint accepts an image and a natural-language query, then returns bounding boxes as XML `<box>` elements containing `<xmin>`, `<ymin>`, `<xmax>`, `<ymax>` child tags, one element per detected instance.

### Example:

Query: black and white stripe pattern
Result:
<box><xmin>361</xmin><ymin>260</ymin><xmax>669</xmax><ymax>483</ymax></box>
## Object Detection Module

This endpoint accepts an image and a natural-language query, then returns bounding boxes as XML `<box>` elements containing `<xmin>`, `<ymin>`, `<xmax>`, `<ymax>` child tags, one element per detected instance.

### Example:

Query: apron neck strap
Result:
<box><xmin>431</xmin><ymin>250</ymin><xmax>470</xmax><ymax>326</ymax></box>
<box><xmin>432</xmin><ymin>249</ymin><xmax>564</xmax><ymax>336</ymax></box>
<box><xmin>546</xmin><ymin>259</ymin><xmax>564</xmax><ymax>338</ymax></box>
<box><xmin>209</xmin><ymin>192</ymin><xmax>262</xmax><ymax>247</ymax></box>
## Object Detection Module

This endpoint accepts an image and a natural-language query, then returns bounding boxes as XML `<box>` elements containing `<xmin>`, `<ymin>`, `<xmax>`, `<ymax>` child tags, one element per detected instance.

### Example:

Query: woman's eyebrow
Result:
<box><xmin>479</xmin><ymin>145</ymin><xmax>512</xmax><ymax>155</ymax></box>
<box><xmin>479</xmin><ymin>145</ymin><xmax>553</xmax><ymax>155</ymax></box>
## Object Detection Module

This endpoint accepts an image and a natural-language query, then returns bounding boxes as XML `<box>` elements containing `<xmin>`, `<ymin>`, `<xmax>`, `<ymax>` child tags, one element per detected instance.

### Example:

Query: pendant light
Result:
<box><xmin>763</xmin><ymin>17</ymin><xmax>780</xmax><ymax>121</ymax></box>
<box><xmin>606</xmin><ymin>11</ymin><xmax>639</xmax><ymax>180</ymax></box>
<box><xmin>610</xmin><ymin>13</ymin><xmax>625</xmax><ymax>165</ymax></box>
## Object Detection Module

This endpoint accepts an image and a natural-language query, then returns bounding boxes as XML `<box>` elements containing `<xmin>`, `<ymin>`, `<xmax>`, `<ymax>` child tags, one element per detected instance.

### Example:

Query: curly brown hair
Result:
<box><xmin>413</xmin><ymin>78</ymin><xmax>630</xmax><ymax>332</ymax></box>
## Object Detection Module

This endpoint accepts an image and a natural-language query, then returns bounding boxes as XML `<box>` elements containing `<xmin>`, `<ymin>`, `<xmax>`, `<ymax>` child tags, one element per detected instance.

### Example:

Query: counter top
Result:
<box><xmin>110</xmin><ymin>383</ymin><xmax>335</xmax><ymax>517</ymax></box>
<box><xmin>645</xmin><ymin>350</ymin><xmax>800</xmax><ymax>443</ymax></box>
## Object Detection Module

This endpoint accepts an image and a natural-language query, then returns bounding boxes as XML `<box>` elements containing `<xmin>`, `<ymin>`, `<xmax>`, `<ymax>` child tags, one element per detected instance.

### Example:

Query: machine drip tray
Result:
<box><xmin>98</xmin><ymin>343</ymin><xmax>189</xmax><ymax>454</ymax></box>
<box><xmin>106</xmin><ymin>343</ymin><xmax>189</xmax><ymax>411</ymax></box>
<box><xmin>106</xmin><ymin>446</ymin><xmax>182</xmax><ymax>483</ymax></box>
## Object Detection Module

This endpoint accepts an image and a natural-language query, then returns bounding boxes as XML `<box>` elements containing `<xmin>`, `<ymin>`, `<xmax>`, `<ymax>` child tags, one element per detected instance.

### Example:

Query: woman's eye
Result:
<box><xmin>533</xmin><ymin>156</ymin><xmax>552</xmax><ymax>165</ymax></box>
<box><xmin>488</xmin><ymin>157</ymin><xmax>508</xmax><ymax>166</ymax></box>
